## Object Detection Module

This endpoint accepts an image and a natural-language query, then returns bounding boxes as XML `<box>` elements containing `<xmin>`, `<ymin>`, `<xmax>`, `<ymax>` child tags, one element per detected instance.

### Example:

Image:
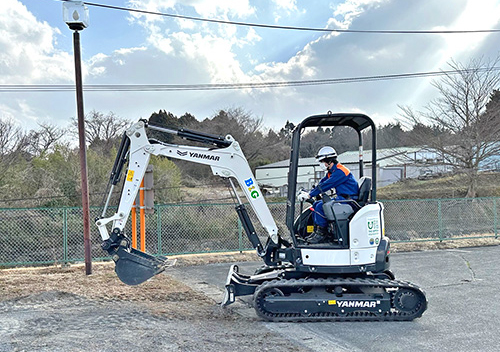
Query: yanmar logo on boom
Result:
<box><xmin>189</xmin><ymin>152</ymin><xmax>220</xmax><ymax>162</ymax></box>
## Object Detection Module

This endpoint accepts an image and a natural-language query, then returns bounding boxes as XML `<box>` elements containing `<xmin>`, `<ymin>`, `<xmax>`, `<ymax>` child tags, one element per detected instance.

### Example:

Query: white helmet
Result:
<box><xmin>316</xmin><ymin>146</ymin><xmax>337</xmax><ymax>162</ymax></box>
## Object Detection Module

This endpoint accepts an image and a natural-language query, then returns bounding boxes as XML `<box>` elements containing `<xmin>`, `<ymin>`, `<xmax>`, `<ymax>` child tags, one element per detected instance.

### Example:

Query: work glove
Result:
<box><xmin>298</xmin><ymin>191</ymin><xmax>311</xmax><ymax>202</ymax></box>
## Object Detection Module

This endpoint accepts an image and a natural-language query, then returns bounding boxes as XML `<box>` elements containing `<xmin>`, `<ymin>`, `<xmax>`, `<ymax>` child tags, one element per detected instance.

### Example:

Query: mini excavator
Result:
<box><xmin>95</xmin><ymin>112</ymin><xmax>427</xmax><ymax>322</ymax></box>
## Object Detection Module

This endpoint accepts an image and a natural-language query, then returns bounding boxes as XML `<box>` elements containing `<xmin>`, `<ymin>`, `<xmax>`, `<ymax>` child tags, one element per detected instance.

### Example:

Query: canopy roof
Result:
<box><xmin>298</xmin><ymin>113</ymin><xmax>374</xmax><ymax>132</ymax></box>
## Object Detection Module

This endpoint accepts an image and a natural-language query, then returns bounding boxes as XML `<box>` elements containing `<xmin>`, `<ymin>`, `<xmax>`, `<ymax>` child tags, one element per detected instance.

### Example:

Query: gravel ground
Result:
<box><xmin>1</xmin><ymin>239</ymin><xmax>498</xmax><ymax>352</ymax></box>
<box><xmin>0</xmin><ymin>263</ymin><xmax>303</xmax><ymax>352</ymax></box>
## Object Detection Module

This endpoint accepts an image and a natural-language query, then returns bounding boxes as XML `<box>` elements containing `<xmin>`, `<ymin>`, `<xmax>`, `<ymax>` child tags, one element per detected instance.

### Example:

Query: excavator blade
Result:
<box><xmin>113</xmin><ymin>247</ymin><xmax>168</xmax><ymax>286</ymax></box>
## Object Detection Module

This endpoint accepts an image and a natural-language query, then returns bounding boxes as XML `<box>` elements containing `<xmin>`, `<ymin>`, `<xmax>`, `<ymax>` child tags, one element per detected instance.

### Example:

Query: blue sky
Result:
<box><xmin>2</xmin><ymin>0</ymin><xmax>500</xmax><ymax>131</ymax></box>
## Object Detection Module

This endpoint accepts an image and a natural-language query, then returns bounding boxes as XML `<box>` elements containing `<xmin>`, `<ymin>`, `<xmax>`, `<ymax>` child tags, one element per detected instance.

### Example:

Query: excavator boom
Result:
<box><xmin>96</xmin><ymin>120</ymin><xmax>279</xmax><ymax>285</ymax></box>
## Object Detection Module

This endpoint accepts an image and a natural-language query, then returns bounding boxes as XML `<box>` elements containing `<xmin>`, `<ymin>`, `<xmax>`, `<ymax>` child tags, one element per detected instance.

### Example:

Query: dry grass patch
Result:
<box><xmin>0</xmin><ymin>262</ymin><xmax>216</xmax><ymax>320</ymax></box>
<box><xmin>391</xmin><ymin>237</ymin><xmax>500</xmax><ymax>252</ymax></box>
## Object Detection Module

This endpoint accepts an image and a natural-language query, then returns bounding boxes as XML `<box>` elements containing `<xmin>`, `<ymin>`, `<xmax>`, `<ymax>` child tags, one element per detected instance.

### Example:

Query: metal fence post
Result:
<box><xmin>438</xmin><ymin>199</ymin><xmax>443</xmax><ymax>242</ymax></box>
<box><xmin>238</xmin><ymin>217</ymin><xmax>243</xmax><ymax>253</ymax></box>
<box><xmin>494</xmin><ymin>198</ymin><xmax>498</xmax><ymax>239</ymax></box>
<box><xmin>63</xmin><ymin>208</ymin><xmax>68</xmax><ymax>264</ymax></box>
<box><xmin>156</xmin><ymin>205</ymin><xmax>162</xmax><ymax>256</ymax></box>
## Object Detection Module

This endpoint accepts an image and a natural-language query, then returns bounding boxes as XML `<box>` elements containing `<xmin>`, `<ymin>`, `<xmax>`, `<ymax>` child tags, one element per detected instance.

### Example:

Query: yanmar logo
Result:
<box><xmin>189</xmin><ymin>152</ymin><xmax>220</xmax><ymax>162</ymax></box>
<box><xmin>332</xmin><ymin>300</ymin><xmax>378</xmax><ymax>308</ymax></box>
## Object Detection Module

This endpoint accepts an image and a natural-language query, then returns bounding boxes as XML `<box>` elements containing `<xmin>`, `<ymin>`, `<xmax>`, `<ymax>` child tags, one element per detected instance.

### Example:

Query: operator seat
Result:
<box><xmin>357</xmin><ymin>176</ymin><xmax>372</xmax><ymax>207</ymax></box>
<box><xmin>318</xmin><ymin>177</ymin><xmax>372</xmax><ymax>247</ymax></box>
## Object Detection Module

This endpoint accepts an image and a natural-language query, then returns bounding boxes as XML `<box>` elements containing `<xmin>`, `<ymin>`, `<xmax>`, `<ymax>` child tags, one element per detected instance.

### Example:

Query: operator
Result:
<box><xmin>298</xmin><ymin>146</ymin><xmax>359</xmax><ymax>243</ymax></box>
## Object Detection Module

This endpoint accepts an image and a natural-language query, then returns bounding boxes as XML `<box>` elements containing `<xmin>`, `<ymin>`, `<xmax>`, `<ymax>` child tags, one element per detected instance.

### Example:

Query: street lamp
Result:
<box><xmin>63</xmin><ymin>1</ymin><xmax>89</xmax><ymax>30</ymax></box>
<box><xmin>63</xmin><ymin>0</ymin><xmax>92</xmax><ymax>275</ymax></box>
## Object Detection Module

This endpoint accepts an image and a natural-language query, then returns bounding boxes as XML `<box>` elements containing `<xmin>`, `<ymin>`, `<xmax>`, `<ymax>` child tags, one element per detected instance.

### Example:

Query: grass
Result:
<box><xmin>378</xmin><ymin>172</ymin><xmax>500</xmax><ymax>200</ymax></box>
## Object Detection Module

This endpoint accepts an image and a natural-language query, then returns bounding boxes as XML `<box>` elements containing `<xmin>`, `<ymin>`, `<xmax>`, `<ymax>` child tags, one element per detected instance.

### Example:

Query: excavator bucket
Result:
<box><xmin>113</xmin><ymin>246</ymin><xmax>169</xmax><ymax>286</ymax></box>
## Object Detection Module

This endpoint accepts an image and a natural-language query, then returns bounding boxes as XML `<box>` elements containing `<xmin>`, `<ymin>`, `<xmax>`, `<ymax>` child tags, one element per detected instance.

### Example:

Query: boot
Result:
<box><xmin>306</xmin><ymin>226</ymin><xmax>328</xmax><ymax>244</ymax></box>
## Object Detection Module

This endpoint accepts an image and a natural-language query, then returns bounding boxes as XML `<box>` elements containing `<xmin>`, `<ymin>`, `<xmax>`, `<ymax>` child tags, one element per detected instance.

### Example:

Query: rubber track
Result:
<box><xmin>253</xmin><ymin>277</ymin><xmax>427</xmax><ymax>322</ymax></box>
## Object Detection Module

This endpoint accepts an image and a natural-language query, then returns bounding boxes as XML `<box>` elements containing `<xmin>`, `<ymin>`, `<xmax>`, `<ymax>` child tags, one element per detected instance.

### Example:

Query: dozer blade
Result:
<box><xmin>113</xmin><ymin>246</ymin><xmax>169</xmax><ymax>286</ymax></box>
<box><xmin>221</xmin><ymin>264</ymin><xmax>260</xmax><ymax>307</ymax></box>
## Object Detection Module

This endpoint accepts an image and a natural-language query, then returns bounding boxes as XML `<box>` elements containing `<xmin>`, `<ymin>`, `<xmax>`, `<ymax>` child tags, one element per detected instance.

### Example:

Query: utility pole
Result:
<box><xmin>63</xmin><ymin>1</ymin><xmax>92</xmax><ymax>275</ymax></box>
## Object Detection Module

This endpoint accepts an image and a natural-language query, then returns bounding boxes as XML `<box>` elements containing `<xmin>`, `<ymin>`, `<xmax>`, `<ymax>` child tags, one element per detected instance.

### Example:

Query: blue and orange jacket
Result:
<box><xmin>309</xmin><ymin>163</ymin><xmax>359</xmax><ymax>199</ymax></box>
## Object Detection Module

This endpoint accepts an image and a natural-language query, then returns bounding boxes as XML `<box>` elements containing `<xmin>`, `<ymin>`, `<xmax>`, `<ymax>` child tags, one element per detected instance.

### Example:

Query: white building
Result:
<box><xmin>255</xmin><ymin>157</ymin><xmax>319</xmax><ymax>195</ymax></box>
<box><xmin>255</xmin><ymin>147</ymin><xmax>452</xmax><ymax>195</ymax></box>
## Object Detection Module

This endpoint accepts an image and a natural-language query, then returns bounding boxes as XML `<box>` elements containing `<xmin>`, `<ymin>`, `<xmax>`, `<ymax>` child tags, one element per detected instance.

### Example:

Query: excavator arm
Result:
<box><xmin>96</xmin><ymin>120</ymin><xmax>279</xmax><ymax>285</ymax></box>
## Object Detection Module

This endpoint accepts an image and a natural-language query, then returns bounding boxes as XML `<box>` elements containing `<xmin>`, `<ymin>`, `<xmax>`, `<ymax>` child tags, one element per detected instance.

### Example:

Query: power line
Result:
<box><xmin>3</xmin><ymin>66</ymin><xmax>500</xmax><ymax>92</ymax></box>
<box><xmin>58</xmin><ymin>0</ymin><xmax>500</xmax><ymax>35</ymax></box>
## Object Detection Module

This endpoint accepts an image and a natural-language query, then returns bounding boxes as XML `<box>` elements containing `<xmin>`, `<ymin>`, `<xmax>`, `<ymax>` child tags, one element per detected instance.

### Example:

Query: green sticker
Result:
<box><xmin>367</xmin><ymin>217</ymin><xmax>380</xmax><ymax>236</ymax></box>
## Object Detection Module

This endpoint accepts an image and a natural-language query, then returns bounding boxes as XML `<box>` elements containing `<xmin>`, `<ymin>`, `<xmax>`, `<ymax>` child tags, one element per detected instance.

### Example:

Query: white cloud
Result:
<box><xmin>239</xmin><ymin>27</ymin><xmax>261</xmax><ymax>47</ymax></box>
<box><xmin>0</xmin><ymin>0</ymin><xmax>77</xmax><ymax>125</ymax></box>
<box><xmin>329</xmin><ymin>0</ymin><xmax>387</xmax><ymax>28</ymax></box>
<box><xmin>435</xmin><ymin>0</ymin><xmax>500</xmax><ymax>63</ymax></box>
<box><xmin>123</xmin><ymin>2</ymin><xmax>264</xmax><ymax>86</ymax></box>
<box><xmin>273</xmin><ymin>0</ymin><xmax>298</xmax><ymax>11</ymax></box>
<box><xmin>0</xmin><ymin>103</ymin><xmax>20</xmax><ymax>122</ymax></box>
<box><xmin>4</xmin><ymin>0</ymin><xmax>500</xmax><ymax>132</ymax></box>
<box><xmin>0</xmin><ymin>0</ymin><xmax>73</xmax><ymax>84</ymax></box>
<box><xmin>271</xmin><ymin>0</ymin><xmax>304</xmax><ymax>22</ymax></box>
<box><xmin>128</xmin><ymin>0</ymin><xmax>255</xmax><ymax>20</ymax></box>
<box><xmin>187</xmin><ymin>0</ymin><xmax>255</xmax><ymax>18</ymax></box>
<box><xmin>170</xmin><ymin>32</ymin><xmax>245</xmax><ymax>81</ymax></box>
<box><xmin>254</xmin><ymin>42</ymin><xmax>318</xmax><ymax>79</ymax></box>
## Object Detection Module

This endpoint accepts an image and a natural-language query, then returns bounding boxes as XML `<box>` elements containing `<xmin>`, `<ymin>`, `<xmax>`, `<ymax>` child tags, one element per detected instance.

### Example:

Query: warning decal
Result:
<box><xmin>126</xmin><ymin>170</ymin><xmax>135</xmax><ymax>182</ymax></box>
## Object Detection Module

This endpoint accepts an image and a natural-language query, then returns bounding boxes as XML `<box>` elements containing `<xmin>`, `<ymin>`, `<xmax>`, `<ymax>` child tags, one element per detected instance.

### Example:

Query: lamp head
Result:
<box><xmin>63</xmin><ymin>1</ymin><xmax>89</xmax><ymax>31</ymax></box>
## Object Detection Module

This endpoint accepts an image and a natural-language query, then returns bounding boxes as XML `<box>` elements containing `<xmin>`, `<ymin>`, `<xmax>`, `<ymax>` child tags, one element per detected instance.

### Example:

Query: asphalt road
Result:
<box><xmin>169</xmin><ymin>246</ymin><xmax>500</xmax><ymax>352</ymax></box>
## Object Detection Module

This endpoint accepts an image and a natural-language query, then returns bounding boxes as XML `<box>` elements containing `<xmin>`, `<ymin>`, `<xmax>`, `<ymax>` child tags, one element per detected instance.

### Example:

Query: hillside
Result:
<box><xmin>378</xmin><ymin>172</ymin><xmax>500</xmax><ymax>200</ymax></box>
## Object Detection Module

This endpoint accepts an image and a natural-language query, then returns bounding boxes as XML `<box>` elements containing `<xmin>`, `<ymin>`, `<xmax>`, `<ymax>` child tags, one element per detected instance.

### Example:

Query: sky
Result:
<box><xmin>2</xmin><ymin>0</ymin><xmax>500</xmax><ymax>131</ymax></box>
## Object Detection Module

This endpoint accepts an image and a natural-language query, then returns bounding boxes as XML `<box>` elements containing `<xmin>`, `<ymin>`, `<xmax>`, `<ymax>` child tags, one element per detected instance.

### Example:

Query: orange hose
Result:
<box><xmin>131</xmin><ymin>201</ymin><xmax>137</xmax><ymax>249</ymax></box>
<box><xmin>140</xmin><ymin>179</ymin><xmax>146</xmax><ymax>252</ymax></box>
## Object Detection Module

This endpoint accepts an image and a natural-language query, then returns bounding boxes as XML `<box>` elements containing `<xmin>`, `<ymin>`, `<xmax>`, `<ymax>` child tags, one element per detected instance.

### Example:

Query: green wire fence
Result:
<box><xmin>0</xmin><ymin>197</ymin><xmax>498</xmax><ymax>267</ymax></box>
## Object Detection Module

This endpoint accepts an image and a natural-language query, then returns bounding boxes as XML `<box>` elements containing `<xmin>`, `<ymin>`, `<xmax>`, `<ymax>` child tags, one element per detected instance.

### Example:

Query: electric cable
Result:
<box><xmin>3</xmin><ymin>66</ymin><xmax>499</xmax><ymax>92</ymax></box>
<box><xmin>57</xmin><ymin>0</ymin><xmax>500</xmax><ymax>35</ymax></box>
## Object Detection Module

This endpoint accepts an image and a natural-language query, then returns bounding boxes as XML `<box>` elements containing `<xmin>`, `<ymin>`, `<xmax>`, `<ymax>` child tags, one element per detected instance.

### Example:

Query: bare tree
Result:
<box><xmin>399</xmin><ymin>56</ymin><xmax>500</xmax><ymax>197</ymax></box>
<box><xmin>27</xmin><ymin>123</ymin><xmax>67</xmax><ymax>156</ymax></box>
<box><xmin>72</xmin><ymin>110</ymin><xmax>130</xmax><ymax>147</ymax></box>
<box><xmin>226</xmin><ymin>107</ymin><xmax>264</xmax><ymax>161</ymax></box>
<box><xmin>201</xmin><ymin>108</ymin><xmax>265</xmax><ymax>161</ymax></box>
<box><xmin>0</xmin><ymin>119</ymin><xmax>29</xmax><ymax>163</ymax></box>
